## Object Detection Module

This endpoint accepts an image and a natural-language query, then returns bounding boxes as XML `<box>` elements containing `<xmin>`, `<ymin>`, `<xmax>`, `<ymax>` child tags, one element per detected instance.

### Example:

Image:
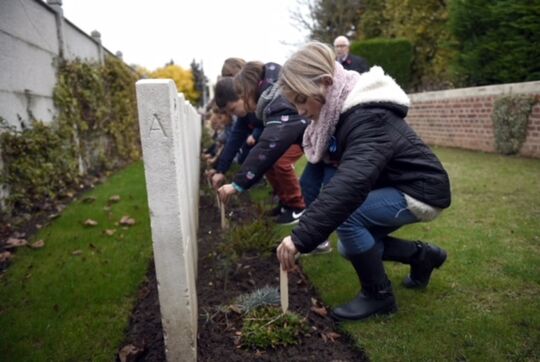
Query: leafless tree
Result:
<box><xmin>290</xmin><ymin>0</ymin><xmax>364</xmax><ymax>44</ymax></box>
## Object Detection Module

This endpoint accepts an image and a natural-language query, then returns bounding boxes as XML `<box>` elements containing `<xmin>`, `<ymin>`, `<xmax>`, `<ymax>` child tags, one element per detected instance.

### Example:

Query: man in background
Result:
<box><xmin>333</xmin><ymin>35</ymin><xmax>369</xmax><ymax>74</ymax></box>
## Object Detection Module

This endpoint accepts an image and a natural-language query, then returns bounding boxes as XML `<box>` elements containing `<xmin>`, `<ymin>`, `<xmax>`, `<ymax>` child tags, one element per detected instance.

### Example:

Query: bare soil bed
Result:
<box><xmin>121</xmin><ymin>188</ymin><xmax>367</xmax><ymax>361</ymax></box>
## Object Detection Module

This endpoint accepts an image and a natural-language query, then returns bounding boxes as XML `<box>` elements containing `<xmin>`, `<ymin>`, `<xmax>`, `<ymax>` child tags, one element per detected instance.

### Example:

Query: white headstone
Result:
<box><xmin>136</xmin><ymin>79</ymin><xmax>200</xmax><ymax>362</ymax></box>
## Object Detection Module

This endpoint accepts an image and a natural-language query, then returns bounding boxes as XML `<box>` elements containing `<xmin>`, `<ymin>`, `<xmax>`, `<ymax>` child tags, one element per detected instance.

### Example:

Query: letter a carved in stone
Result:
<box><xmin>150</xmin><ymin>113</ymin><xmax>167</xmax><ymax>137</ymax></box>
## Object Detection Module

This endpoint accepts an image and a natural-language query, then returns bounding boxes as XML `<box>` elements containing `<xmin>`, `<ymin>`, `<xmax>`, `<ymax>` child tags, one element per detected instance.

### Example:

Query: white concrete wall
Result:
<box><xmin>136</xmin><ymin>80</ymin><xmax>201</xmax><ymax>362</ymax></box>
<box><xmin>0</xmin><ymin>0</ymin><xmax>116</xmax><ymax>129</ymax></box>
<box><xmin>64</xmin><ymin>20</ymin><xmax>101</xmax><ymax>62</ymax></box>
<box><xmin>0</xmin><ymin>0</ymin><xmax>59</xmax><ymax>127</ymax></box>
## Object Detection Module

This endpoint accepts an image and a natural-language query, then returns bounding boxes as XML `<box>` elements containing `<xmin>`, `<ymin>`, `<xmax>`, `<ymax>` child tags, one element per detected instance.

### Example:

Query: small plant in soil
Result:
<box><xmin>234</xmin><ymin>286</ymin><xmax>280</xmax><ymax>314</ymax></box>
<box><xmin>220</xmin><ymin>218</ymin><xmax>278</xmax><ymax>256</ymax></box>
<box><xmin>241</xmin><ymin>306</ymin><xmax>308</xmax><ymax>350</ymax></box>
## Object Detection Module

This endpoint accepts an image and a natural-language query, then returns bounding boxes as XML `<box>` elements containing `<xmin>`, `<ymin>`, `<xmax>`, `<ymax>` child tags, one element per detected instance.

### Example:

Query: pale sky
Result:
<box><xmin>59</xmin><ymin>0</ymin><xmax>311</xmax><ymax>83</ymax></box>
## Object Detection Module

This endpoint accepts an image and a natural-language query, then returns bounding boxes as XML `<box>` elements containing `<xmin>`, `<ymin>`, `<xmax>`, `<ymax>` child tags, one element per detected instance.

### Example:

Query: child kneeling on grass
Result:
<box><xmin>276</xmin><ymin>42</ymin><xmax>452</xmax><ymax>321</ymax></box>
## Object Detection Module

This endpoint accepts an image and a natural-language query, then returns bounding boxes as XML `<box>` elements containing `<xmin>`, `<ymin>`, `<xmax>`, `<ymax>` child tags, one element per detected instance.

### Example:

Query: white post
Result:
<box><xmin>136</xmin><ymin>79</ymin><xmax>200</xmax><ymax>362</ymax></box>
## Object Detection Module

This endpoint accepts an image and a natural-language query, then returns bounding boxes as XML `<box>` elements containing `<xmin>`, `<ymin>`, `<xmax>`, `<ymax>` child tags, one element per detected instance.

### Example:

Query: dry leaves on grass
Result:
<box><xmin>30</xmin><ymin>240</ymin><xmax>45</xmax><ymax>249</ymax></box>
<box><xmin>119</xmin><ymin>216</ymin><xmax>135</xmax><ymax>226</ymax></box>
<box><xmin>4</xmin><ymin>238</ymin><xmax>28</xmax><ymax>249</ymax></box>
<box><xmin>108</xmin><ymin>195</ymin><xmax>121</xmax><ymax>203</ymax></box>
<box><xmin>83</xmin><ymin>219</ymin><xmax>98</xmax><ymax>227</ymax></box>
<box><xmin>104</xmin><ymin>229</ymin><xmax>116</xmax><ymax>236</ymax></box>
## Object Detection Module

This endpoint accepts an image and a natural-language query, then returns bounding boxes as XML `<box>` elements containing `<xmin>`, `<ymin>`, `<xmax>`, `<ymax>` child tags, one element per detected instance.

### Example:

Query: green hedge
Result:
<box><xmin>350</xmin><ymin>38</ymin><xmax>413</xmax><ymax>89</ymax></box>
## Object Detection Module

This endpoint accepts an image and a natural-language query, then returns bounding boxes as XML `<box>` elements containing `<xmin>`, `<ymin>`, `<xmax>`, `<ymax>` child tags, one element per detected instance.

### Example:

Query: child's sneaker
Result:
<box><xmin>275</xmin><ymin>207</ymin><xmax>304</xmax><ymax>225</ymax></box>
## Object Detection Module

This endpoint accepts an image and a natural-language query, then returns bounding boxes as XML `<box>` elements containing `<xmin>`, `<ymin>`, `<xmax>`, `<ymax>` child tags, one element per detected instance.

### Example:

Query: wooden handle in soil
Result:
<box><xmin>280</xmin><ymin>266</ymin><xmax>288</xmax><ymax>313</ymax></box>
<box><xmin>218</xmin><ymin>194</ymin><xmax>229</xmax><ymax>230</ymax></box>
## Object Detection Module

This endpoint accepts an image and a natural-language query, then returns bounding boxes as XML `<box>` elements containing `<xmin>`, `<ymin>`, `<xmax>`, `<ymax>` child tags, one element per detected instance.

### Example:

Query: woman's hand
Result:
<box><xmin>206</xmin><ymin>168</ymin><xmax>217</xmax><ymax>179</ymax></box>
<box><xmin>277</xmin><ymin>236</ymin><xmax>298</xmax><ymax>272</ymax></box>
<box><xmin>211</xmin><ymin>173</ymin><xmax>226</xmax><ymax>189</ymax></box>
<box><xmin>246</xmin><ymin>134</ymin><xmax>256</xmax><ymax>146</ymax></box>
<box><xmin>218</xmin><ymin>184</ymin><xmax>237</xmax><ymax>204</ymax></box>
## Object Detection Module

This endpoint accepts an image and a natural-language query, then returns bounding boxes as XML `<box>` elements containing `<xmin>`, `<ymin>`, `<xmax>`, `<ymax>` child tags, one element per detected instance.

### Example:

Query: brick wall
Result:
<box><xmin>406</xmin><ymin>81</ymin><xmax>540</xmax><ymax>158</ymax></box>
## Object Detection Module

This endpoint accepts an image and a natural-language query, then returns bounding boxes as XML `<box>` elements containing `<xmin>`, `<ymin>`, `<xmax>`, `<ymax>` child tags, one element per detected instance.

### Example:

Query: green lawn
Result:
<box><xmin>298</xmin><ymin>147</ymin><xmax>540</xmax><ymax>361</ymax></box>
<box><xmin>0</xmin><ymin>162</ymin><xmax>152</xmax><ymax>361</ymax></box>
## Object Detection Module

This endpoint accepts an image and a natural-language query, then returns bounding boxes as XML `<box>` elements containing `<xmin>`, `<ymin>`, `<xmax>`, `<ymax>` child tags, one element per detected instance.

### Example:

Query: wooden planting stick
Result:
<box><xmin>205</xmin><ymin>177</ymin><xmax>221</xmax><ymax>211</ymax></box>
<box><xmin>217</xmin><ymin>194</ymin><xmax>229</xmax><ymax>230</ymax></box>
<box><xmin>280</xmin><ymin>266</ymin><xmax>288</xmax><ymax>313</ymax></box>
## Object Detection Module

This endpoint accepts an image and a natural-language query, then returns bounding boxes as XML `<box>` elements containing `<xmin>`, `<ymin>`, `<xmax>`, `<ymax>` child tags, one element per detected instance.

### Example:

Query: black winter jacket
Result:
<box><xmin>291</xmin><ymin>101</ymin><xmax>451</xmax><ymax>253</ymax></box>
<box><xmin>232</xmin><ymin>63</ymin><xmax>308</xmax><ymax>190</ymax></box>
<box><xmin>340</xmin><ymin>54</ymin><xmax>369</xmax><ymax>74</ymax></box>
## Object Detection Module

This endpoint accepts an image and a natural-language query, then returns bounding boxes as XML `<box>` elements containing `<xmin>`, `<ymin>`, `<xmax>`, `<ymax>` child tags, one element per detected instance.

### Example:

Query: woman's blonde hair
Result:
<box><xmin>279</xmin><ymin>42</ymin><xmax>336</xmax><ymax>104</ymax></box>
<box><xmin>221</xmin><ymin>57</ymin><xmax>246</xmax><ymax>77</ymax></box>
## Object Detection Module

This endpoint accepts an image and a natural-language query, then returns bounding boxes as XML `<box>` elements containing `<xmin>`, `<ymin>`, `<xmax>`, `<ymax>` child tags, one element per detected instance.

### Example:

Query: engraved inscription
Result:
<box><xmin>149</xmin><ymin>113</ymin><xmax>167</xmax><ymax>137</ymax></box>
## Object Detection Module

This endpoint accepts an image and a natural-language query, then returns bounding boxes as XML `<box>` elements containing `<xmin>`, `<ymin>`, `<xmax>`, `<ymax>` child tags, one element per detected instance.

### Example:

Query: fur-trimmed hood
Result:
<box><xmin>342</xmin><ymin>66</ymin><xmax>410</xmax><ymax>117</ymax></box>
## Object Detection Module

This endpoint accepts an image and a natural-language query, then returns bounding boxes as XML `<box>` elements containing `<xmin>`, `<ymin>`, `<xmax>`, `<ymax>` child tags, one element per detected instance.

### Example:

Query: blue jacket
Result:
<box><xmin>215</xmin><ymin>113</ymin><xmax>263</xmax><ymax>173</ymax></box>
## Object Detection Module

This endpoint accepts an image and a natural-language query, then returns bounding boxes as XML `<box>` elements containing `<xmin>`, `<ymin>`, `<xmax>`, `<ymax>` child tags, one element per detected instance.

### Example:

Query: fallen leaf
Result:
<box><xmin>72</xmin><ymin>250</ymin><xmax>83</xmax><ymax>256</ymax></box>
<box><xmin>66</xmin><ymin>191</ymin><xmax>76</xmax><ymax>198</ymax></box>
<box><xmin>36</xmin><ymin>224</ymin><xmax>43</xmax><ymax>229</ymax></box>
<box><xmin>229</xmin><ymin>304</ymin><xmax>242</xmax><ymax>314</ymax></box>
<box><xmin>321</xmin><ymin>331</ymin><xmax>341</xmax><ymax>343</ymax></box>
<box><xmin>82</xmin><ymin>196</ymin><xmax>96</xmax><ymax>204</ymax></box>
<box><xmin>84</xmin><ymin>219</ymin><xmax>98</xmax><ymax>227</ymax></box>
<box><xmin>109</xmin><ymin>195</ymin><xmax>121</xmax><ymax>203</ymax></box>
<box><xmin>12</xmin><ymin>231</ymin><xmax>26</xmax><ymax>238</ymax></box>
<box><xmin>118</xmin><ymin>344</ymin><xmax>143</xmax><ymax>362</ymax></box>
<box><xmin>0</xmin><ymin>251</ymin><xmax>13</xmax><ymax>262</ymax></box>
<box><xmin>310</xmin><ymin>305</ymin><xmax>328</xmax><ymax>317</ymax></box>
<box><xmin>327</xmin><ymin>332</ymin><xmax>341</xmax><ymax>339</ymax></box>
<box><xmin>138</xmin><ymin>286</ymin><xmax>150</xmax><ymax>299</ymax></box>
<box><xmin>30</xmin><ymin>240</ymin><xmax>45</xmax><ymax>249</ymax></box>
<box><xmin>49</xmin><ymin>213</ymin><xmax>60</xmax><ymax>220</ymax></box>
<box><xmin>5</xmin><ymin>238</ymin><xmax>28</xmax><ymax>249</ymax></box>
<box><xmin>119</xmin><ymin>215</ymin><xmax>135</xmax><ymax>226</ymax></box>
<box><xmin>104</xmin><ymin>229</ymin><xmax>116</xmax><ymax>236</ymax></box>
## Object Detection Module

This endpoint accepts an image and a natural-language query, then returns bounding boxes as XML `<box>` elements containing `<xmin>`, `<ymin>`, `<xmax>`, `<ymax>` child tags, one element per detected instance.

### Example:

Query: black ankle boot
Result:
<box><xmin>331</xmin><ymin>246</ymin><xmax>397</xmax><ymax>321</ymax></box>
<box><xmin>403</xmin><ymin>241</ymin><xmax>447</xmax><ymax>289</ymax></box>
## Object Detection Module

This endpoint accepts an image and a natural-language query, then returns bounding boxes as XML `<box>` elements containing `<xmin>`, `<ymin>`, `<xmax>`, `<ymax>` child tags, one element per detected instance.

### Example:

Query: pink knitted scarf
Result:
<box><xmin>302</xmin><ymin>62</ymin><xmax>360</xmax><ymax>163</ymax></box>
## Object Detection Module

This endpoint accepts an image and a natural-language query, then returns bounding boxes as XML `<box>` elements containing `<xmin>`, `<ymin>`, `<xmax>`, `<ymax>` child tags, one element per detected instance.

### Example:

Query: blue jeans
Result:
<box><xmin>337</xmin><ymin>187</ymin><xmax>419</xmax><ymax>257</ymax></box>
<box><xmin>300</xmin><ymin>162</ymin><xmax>337</xmax><ymax>206</ymax></box>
